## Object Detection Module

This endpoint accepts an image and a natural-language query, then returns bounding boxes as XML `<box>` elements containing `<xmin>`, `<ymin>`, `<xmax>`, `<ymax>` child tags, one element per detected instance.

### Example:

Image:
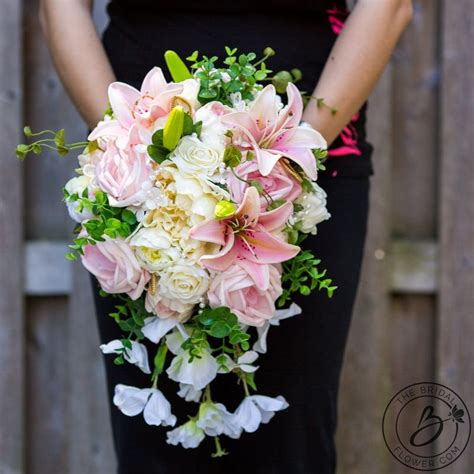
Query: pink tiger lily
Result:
<box><xmin>189</xmin><ymin>187</ymin><xmax>299</xmax><ymax>290</ymax></box>
<box><xmin>88</xmin><ymin>67</ymin><xmax>198</xmax><ymax>145</ymax></box>
<box><xmin>222</xmin><ymin>82</ymin><xmax>326</xmax><ymax>180</ymax></box>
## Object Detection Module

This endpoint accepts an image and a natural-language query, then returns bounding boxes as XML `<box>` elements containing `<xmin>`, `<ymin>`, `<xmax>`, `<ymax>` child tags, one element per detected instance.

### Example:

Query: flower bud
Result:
<box><xmin>163</xmin><ymin>106</ymin><xmax>185</xmax><ymax>151</ymax></box>
<box><xmin>214</xmin><ymin>200</ymin><xmax>236</xmax><ymax>219</ymax></box>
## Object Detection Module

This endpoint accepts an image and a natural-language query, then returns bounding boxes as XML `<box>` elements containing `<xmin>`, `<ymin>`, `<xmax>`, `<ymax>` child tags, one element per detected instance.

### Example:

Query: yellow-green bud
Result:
<box><xmin>272</xmin><ymin>71</ymin><xmax>293</xmax><ymax>94</ymax></box>
<box><xmin>164</xmin><ymin>50</ymin><xmax>193</xmax><ymax>82</ymax></box>
<box><xmin>163</xmin><ymin>105</ymin><xmax>185</xmax><ymax>151</ymax></box>
<box><xmin>214</xmin><ymin>200</ymin><xmax>236</xmax><ymax>219</ymax></box>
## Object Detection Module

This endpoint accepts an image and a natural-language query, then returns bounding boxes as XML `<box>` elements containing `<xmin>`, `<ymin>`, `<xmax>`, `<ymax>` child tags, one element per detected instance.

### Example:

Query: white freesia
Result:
<box><xmin>293</xmin><ymin>182</ymin><xmax>331</xmax><ymax>235</ymax></box>
<box><xmin>100</xmin><ymin>339</ymin><xmax>151</xmax><ymax>374</ymax></box>
<box><xmin>158</xmin><ymin>262</ymin><xmax>210</xmax><ymax>306</ymax></box>
<box><xmin>218</xmin><ymin>351</ymin><xmax>259</xmax><ymax>374</ymax></box>
<box><xmin>166</xmin><ymin>419</ymin><xmax>205</xmax><ymax>449</ymax></box>
<box><xmin>172</xmin><ymin>135</ymin><xmax>223</xmax><ymax>177</ymax></box>
<box><xmin>177</xmin><ymin>383</ymin><xmax>202</xmax><ymax>403</ymax></box>
<box><xmin>113</xmin><ymin>384</ymin><xmax>176</xmax><ymax>427</ymax></box>
<box><xmin>167</xmin><ymin>348</ymin><xmax>219</xmax><ymax>390</ymax></box>
<box><xmin>233</xmin><ymin>395</ymin><xmax>289</xmax><ymax>433</ymax></box>
<box><xmin>64</xmin><ymin>175</ymin><xmax>94</xmax><ymax>223</ymax></box>
<box><xmin>197</xmin><ymin>401</ymin><xmax>241</xmax><ymax>438</ymax></box>
<box><xmin>253</xmin><ymin>303</ymin><xmax>302</xmax><ymax>354</ymax></box>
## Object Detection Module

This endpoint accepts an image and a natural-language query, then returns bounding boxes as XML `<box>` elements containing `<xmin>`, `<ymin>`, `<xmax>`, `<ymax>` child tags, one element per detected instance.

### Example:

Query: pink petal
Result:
<box><xmin>238</xmin><ymin>260</ymin><xmax>271</xmax><ymax>291</ymax></box>
<box><xmin>249</xmin><ymin>85</ymin><xmax>278</xmax><ymax>135</ymax></box>
<box><xmin>236</xmin><ymin>187</ymin><xmax>261</xmax><ymax>224</ymax></box>
<box><xmin>222</xmin><ymin>111</ymin><xmax>260</xmax><ymax>140</ymax></box>
<box><xmin>239</xmin><ymin>230</ymin><xmax>299</xmax><ymax>264</ymax></box>
<box><xmin>284</xmin><ymin>126</ymin><xmax>327</xmax><ymax>149</ymax></box>
<box><xmin>255</xmin><ymin>148</ymin><xmax>282</xmax><ymax>177</ymax></box>
<box><xmin>273</xmin><ymin>146</ymin><xmax>318</xmax><ymax>181</ymax></box>
<box><xmin>140</xmin><ymin>67</ymin><xmax>168</xmax><ymax>96</ymax></box>
<box><xmin>200</xmin><ymin>234</ymin><xmax>238</xmax><ymax>271</ymax></box>
<box><xmin>88</xmin><ymin>120</ymin><xmax>128</xmax><ymax>141</ymax></box>
<box><xmin>189</xmin><ymin>219</ymin><xmax>227</xmax><ymax>245</ymax></box>
<box><xmin>258</xmin><ymin>201</ymin><xmax>293</xmax><ymax>232</ymax></box>
<box><xmin>108</xmin><ymin>82</ymin><xmax>141</xmax><ymax>129</ymax></box>
<box><xmin>276</xmin><ymin>82</ymin><xmax>303</xmax><ymax>130</ymax></box>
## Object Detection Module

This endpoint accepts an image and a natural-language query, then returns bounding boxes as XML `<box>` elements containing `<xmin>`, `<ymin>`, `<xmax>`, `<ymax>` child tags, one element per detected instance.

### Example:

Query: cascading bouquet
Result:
<box><xmin>17</xmin><ymin>47</ymin><xmax>336</xmax><ymax>456</ymax></box>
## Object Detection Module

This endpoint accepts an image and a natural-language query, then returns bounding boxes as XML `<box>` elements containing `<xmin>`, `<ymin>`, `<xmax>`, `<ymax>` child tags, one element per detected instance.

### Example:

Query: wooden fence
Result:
<box><xmin>0</xmin><ymin>1</ymin><xmax>472</xmax><ymax>473</ymax></box>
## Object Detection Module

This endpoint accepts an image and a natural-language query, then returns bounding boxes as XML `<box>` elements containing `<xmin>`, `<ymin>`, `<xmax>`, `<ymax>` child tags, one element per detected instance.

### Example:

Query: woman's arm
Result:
<box><xmin>302</xmin><ymin>0</ymin><xmax>413</xmax><ymax>145</ymax></box>
<box><xmin>39</xmin><ymin>0</ymin><xmax>115</xmax><ymax>129</ymax></box>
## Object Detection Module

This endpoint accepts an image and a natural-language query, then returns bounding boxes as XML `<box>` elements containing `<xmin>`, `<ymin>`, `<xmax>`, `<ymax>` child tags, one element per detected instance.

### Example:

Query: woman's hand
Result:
<box><xmin>40</xmin><ymin>0</ymin><xmax>116</xmax><ymax>129</ymax></box>
<box><xmin>302</xmin><ymin>0</ymin><xmax>413</xmax><ymax>145</ymax></box>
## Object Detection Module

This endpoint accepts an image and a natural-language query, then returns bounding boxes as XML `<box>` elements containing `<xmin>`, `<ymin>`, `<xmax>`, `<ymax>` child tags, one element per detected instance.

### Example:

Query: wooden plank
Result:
<box><xmin>392</xmin><ymin>0</ymin><xmax>439</xmax><ymax>238</ymax></box>
<box><xmin>336</xmin><ymin>67</ymin><xmax>393</xmax><ymax>474</ymax></box>
<box><xmin>436</xmin><ymin>0</ymin><xmax>474</xmax><ymax>472</ymax></box>
<box><xmin>25</xmin><ymin>298</ymin><xmax>68</xmax><ymax>474</ymax></box>
<box><xmin>0</xmin><ymin>0</ymin><xmax>24</xmax><ymax>472</ymax></box>
<box><xmin>67</xmin><ymin>265</ymin><xmax>117</xmax><ymax>474</ymax></box>
<box><xmin>389</xmin><ymin>239</ymin><xmax>437</xmax><ymax>293</ymax></box>
<box><xmin>24</xmin><ymin>241</ymin><xmax>72</xmax><ymax>295</ymax></box>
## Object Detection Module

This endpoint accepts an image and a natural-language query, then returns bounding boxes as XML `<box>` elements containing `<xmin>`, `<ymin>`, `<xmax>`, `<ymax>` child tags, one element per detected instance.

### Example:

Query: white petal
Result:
<box><xmin>238</xmin><ymin>350</ymin><xmax>259</xmax><ymax>365</ymax></box>
<box><xmin>270</xmin><ymin>303</ymin><xmax>302</xmax><ymax>326</ymax></box>
<box><xmin>113</xmin><ymin>385</ymin><xmax>151</xmax><ymax>417</ymax></box>
<box><xmin>100</xmin><ymin>339</ymin><xmax>123</xmax><ymax>354</ymax></box>
<box><xmin>253</xmin><ymin>323</ymin><xmax>270</xmax><ymax>354</ymax></box>
<box><xmin>165</xmin><ymin>330</ymin><xmax>187</xmax><ymax>355</ymax></box>
<box><xmin>125</xmin><ymin>341</ymin><xmax>151</xmax><ymax>374</ymax></box>
<box><xmin>142</xmin><ymin>316</ymin><xmax>178</xmax><ymax>344</ymax></box>
<box><xmin>143</xmin><ymin>390</ymin><xmax>176</xmax><ymax>427</ymax></box>
<box><xmin>251</xmin><ymin>394</ymin><xmax>289</xmax><ymax>413</ymax></box>
<box><xmin>233</xmin><ymin>397</ymin><xmax>262</xmax><ymax>433</ymax></box>
<box><xmin>167</xmin><ymin>349</ymin><xmax>219</xmax><ymax>390</ymax></box>
<box><xmin>177</xmin><ymin>383</ymin><xmax>202</xmax><ymax>403</ymax></box>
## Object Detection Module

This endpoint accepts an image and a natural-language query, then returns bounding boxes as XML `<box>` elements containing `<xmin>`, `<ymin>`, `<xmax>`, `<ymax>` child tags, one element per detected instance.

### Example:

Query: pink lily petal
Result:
<box><xmin>189</xmin><ymin>219</ymin><xmax>227</xmax><ymax>246</ymax></box>
<box><xmin>236</xmin><ymin>187</ymin><xmax>261</xmax><ymax>224</ymax></box>
<box><xmin>140</xmin><ymin>67</ymin><xmax>168</xmax><ymax>96</ymax></box>
<box><xmin>276</xmin><ymin>82</ymin><xmax>303</xmax><ymax>131</ymax></box>
<box><xmin>108</xmin><ymin>82</ymin><xmax>141</xmax><ymax>129</ymax></box>
<box><xmin>258</xmin><ymin>201</ymin><xmax>293</xmax><ymax>232</ymax></box>
<box><xmin>283</xmin><ymin>126</ymin><xmax>327</xmax><ymax>149</ymax></box>
<box><xmin>273</xmin><ymin>146</ymin><xmax>318</xmax><ymax>181</ymax></box>
<box><xmin>199</xmin><ymin>234</ymin><xmax>238</xmax><ymax>271</ymax></box>
<box><xmin>240</xmin><ymin>230</ymin><xmax>299</xmax><ymax>264</ymax></box>
<box><xmin>250</xmin><ymin>85</ymin><xmax>279</xmax><ymax>138</ymax></box>
<box><xmin>222</xmin><ymin>111</ymin><xmax>261</xmax><ymax>139</ymax></box>
<box><xmin>255</xmin><ymin>148</ymin><xmax>282</xmax><ymax>177</ymax></box>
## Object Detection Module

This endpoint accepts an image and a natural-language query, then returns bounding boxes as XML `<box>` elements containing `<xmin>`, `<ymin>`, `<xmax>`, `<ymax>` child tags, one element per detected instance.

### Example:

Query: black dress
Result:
<box><xmin>92</xmin><ymin>2</ymin><xmax>372</xmax><ymax>473</ymax></box>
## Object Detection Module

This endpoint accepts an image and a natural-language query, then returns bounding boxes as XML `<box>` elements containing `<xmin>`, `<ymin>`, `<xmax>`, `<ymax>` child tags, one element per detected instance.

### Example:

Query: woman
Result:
<box><xmin>40</xmin><ymin>1</ymin><xmax>412</xmax><ymax>472</ymax></box>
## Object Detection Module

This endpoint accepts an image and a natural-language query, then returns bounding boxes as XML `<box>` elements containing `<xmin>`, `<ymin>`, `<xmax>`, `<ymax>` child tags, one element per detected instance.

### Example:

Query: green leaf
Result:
<box><xmin>209</xmin><ymin>321</ymin><xmax>231</xmax><ymax>338</ymax></box>
<box><xmin>164</xmin><ymin>50</ymin><xmax>193</xmax><ymax>82</ymax></box>
<box><xmin>151</xmin><ymin>129</ymin><xmax>164</xmax><ymax>146</ymax></box>
<box><xmin>15</xmin><ymin>144</ymin><xmax>29</xmax><ymax>160</ymax></box>
<box><xmin>153</xmin><ymin>343</ymin><xmax>169</xmax><ymax>377</ymax></box>
<box><xmin>223</xmin><ymin>145</ymin><xmax>242</xmax><ymax>167</ymax></box>
<box><xmin>120</xmin><ymin>209</ymin><xmax>137</xmax><ymax>225</ymax></box>
<box><xmin>147</xmin><ymin>144</ymin><xmax>169</xmax><ymax>164</ymax></box>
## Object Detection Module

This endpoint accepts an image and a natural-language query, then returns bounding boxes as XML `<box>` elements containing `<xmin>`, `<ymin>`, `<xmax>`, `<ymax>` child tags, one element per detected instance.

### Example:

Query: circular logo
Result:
<box><xmin>382</xmin><ymin>382</ymin><xmax>471</xmax><ymax>471</ymax></box>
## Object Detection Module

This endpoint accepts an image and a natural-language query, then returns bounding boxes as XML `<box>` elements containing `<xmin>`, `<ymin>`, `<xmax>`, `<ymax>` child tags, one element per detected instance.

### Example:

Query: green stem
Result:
<box><xmin>211</xmin><ymin>436</ymin><xmax>228</xmax><ymax>458</ymax></box>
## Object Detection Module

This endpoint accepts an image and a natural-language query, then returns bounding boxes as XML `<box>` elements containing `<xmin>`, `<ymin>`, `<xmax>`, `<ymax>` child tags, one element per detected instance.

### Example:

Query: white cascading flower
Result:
<box><xmin>166</xmin><ymin>419</ymin><xmax>205</xmax><ymax>449</ymax></box>
<box><xmin>100</xmin><ymin>339</ymin><xmax>151</xmax><ymax>374</ymax></box>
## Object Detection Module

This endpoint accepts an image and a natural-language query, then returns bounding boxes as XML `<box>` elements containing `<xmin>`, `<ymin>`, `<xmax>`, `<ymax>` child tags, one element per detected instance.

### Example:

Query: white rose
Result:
<box><xmin>293</xmin><ymin>182</ymin><xmax>331</xmax><ymax>235</ymax></box>
<box><xmin>64</xmin><ymin>175</ymin><xmax>94</xmax><ymax>223</ymax></box>
<box><xmin>158</xmin><ymin>262</ymin><xmax>210</xmax><ymax>305</ymax></box>
<box><xmin>171</xmin><ymin>136</ymin><xmax>223</xmax><ymax>177</ymax></box>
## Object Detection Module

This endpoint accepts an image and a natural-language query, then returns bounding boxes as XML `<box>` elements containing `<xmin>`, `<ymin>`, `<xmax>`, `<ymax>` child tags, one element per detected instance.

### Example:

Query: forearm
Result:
<box><xmin>302</xmin><ymin>0</ymin><xmax>413</xmax><ymax>145</ymax></box>
<box><xmin>40</xmin><ymin>0</ymin><xmax>116</xmax><ymax>129</ymax></box>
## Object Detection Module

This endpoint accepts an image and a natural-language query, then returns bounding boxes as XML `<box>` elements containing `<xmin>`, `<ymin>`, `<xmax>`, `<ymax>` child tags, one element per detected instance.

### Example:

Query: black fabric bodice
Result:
<box><xmin>103</xmin><ymin>0</ymin><xmax>373</xmax><ymax>176</ymax></box>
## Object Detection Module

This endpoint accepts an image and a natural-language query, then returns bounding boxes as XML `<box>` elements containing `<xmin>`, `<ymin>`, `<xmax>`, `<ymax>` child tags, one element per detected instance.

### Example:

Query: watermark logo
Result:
<box><xmin>382</xmin><ymin>382</ymin><xmax>471</xmax><ymax>471</ymax></box>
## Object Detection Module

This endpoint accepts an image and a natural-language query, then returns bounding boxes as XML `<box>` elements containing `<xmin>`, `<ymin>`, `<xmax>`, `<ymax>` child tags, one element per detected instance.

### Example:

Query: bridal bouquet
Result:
<box><xmin>17</xmin><ymin>48</ymin><xmax>336</xmax><ymax>455</ymax></box>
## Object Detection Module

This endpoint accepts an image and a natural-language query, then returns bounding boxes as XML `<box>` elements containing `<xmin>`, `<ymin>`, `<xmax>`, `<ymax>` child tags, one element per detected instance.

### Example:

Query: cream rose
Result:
<box><xmin>158</xmin><ymin>262</ymin><xmax>210</xmax><ymax>306</ymax></box>
<box><xmin>171</xmin><ymin>136</ymin><xmax>223</xmax><ymax>177</ymax></box>
<box><xmin>293</xmin><ymin>182</ymin><xmax>331</xmax><ymax>235</ymax></box>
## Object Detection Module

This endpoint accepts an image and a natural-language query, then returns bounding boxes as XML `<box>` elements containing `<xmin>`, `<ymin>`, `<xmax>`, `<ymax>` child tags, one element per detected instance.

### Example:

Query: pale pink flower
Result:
<box><xmin>207</xmin><ymin>263</ymin><xmax>282</xmax><ymax>327</ymax></box>
<box><xmin>189</xmin><ymin>186</ymin><xmax>299</xmax><ymax>289</ymax></box>
<box><xmin>222</xmin><ymin>83</ymin><xmax>326</xmax><ymax>180</ymax></box>
<box><xmin>82</xmin><ymin>238</ymin><xmax>149</xmax><ymax>299</ymax></box>
<box><xmin>95</xmin><ymin>141</ymin><xmax>152</xmax><ymax>207</ymax></box>
<box><xmin>88</xmin><ymin>67</ymin><xmax>199</xmax><ymax>146</ymax></box>
<box><xmin>227</xmin><ymin>159</ymin><xmax>302</xmax><ymax>209</ymax></box>
<box><xmin>145</xmin><ymin>290</ymin><xmax>194</xmax><ymax>322</ymax></box>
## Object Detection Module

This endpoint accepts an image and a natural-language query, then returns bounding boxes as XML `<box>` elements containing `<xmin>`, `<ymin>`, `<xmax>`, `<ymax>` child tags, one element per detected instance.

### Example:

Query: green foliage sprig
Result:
<box><xmin>185</xmin><ymin>46</ymin><xmax>302</xmax><ymax>106</ymax></box>
<box><xmin>64</xmin><ymin>190</ymin><xmax>138</xmax><ymax>260</ymax></box>
<box><xmin>278</xmin><ymin>250</ymin><xmax>337</xmax><ymax>307</ymax></box>
<box><xmin>16</xmin><ymin>127</ymin><xmax>88</xmax><ymax>160</ymax></box>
